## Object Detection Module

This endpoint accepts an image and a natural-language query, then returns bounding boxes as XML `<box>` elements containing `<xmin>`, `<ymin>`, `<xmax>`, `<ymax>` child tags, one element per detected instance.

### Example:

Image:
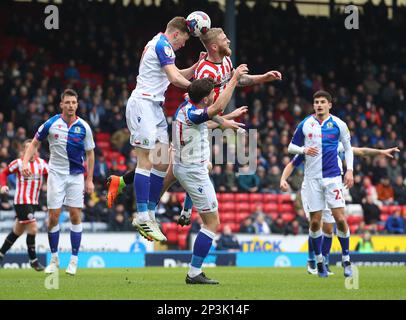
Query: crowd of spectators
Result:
<box><xmin>0</xmin><ymin>0</ymin><xmax>406</xmax><ymax>235</ymax></box>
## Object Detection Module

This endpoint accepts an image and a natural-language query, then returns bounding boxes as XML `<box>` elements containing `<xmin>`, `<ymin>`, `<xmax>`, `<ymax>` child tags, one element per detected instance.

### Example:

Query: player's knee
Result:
<box><xmin>322</xmin><ymin>223</ymin><xmax>334</xmax><ymax>235</ymax></box>
<box><xmin>336</xmin><ymin>218</ymin><xmax>347</xmax><ymax>231</ymax></box>
<box><xmin>310</xmin><ymin>219</ymin><xmax>321</xmax><ymax>231</ymax></box>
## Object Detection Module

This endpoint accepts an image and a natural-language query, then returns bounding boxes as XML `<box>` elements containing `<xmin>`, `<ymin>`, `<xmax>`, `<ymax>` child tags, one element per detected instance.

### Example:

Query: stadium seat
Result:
<box><xmin>236</xmin><ymin>212</ymin><xmax>251</xmax><ymax>223</ymax></box>
<box><xmin>380</xmin><ymin>214</ymin><xmax>389</xmax><ymax>222</ymax></box>
<box><xmin>278</xmin><ymin>194</ymin><xmax>292</xmax><ymax>203</ymax></box>
<box><xmin>177</xmin><ymin>233</ymin><xmax>189</xmax><ymax>250</ymax></box>
<box><xmin>95</xmin><ymin>132</ymin><xmax>111</xmax><ymax>143</ymax></box>
<box><xmin>220</xmin><ymin>223</ymin><xmax>239</xmax><ymax>233</ymax></box>
<box><xmin>380</xmin><ymin>206</ymin><xmax>391</xmax><ymax>215</ymax></box>
<box><xmin>249</xmin><ymin>202</ymin><xmax>262</xmax><ymax>212</ymax></box>
<box><xmin>263</xmin><ymin>203</ymin><xmax>278</xmax><ymax>213</ymax></box>
<box><xmin>219</xmin><ymin>202</ymin><xmax>235</xmax><ymax>213</ymax></box>
<box><xmin>279</xmin><ymin>203</ymin><xmax>295</xmax><ymax>213</ymax></box>
<box><xmin>236</xmin><ymin>202</ymin><xmax>250</xmax><ymax>211</ymax></box>
<box><xmin>263</xmin><ymin>194</ymin><xmax>279</xmax><ymax>203</ymax></box>
<box><xmin>377</xmin><ymin>224</ymin><xmax>385</xmax><ymax>232</ymax></box>
<box><xmin>347</xmin><ymin>215</ymin><xmax>363</xmax><ymax>225</ymax></box>
<box><xmin>388</xmin><ymin>205</ymin><xmax>402</xmax><ymax>214</ymax></box>
<box><xmin>349</xmin><ymin>224</ymin><xmax>358</xmax><ymax>234</ymax></box>
<box><xmin>220</xmin><ymin>213</ymin><xmax>235</xmax><ymax>223</ymax></box>
<box><xmin>96</xmin><ymin>140</ymin><xmax>110</xmax><ymax>150</ymax></box>
<box><xmin>166</xmin><ymin>230</ymin><xmax>178</xmax><ymax>244</ymax></box>
<box><xmin>249</xmin><ymin>193</ymin><xmax>263</xmax><ymax>202</ymax></box>
<box><xmin>220</xmin><ymin>193</ymin><xmax>234</xmax><ymax>202</ymax></box>
<box><xmin>230</xmin><ymin>223</ymin><xmax>240</xmax><ymax>233</ymax></box>
<box><xmin>176</xmin><ymin>224</ymin><xmax>191</xmax><ymax>234</ymax></box>
<box><xmin>161</xmin><ymin>222</ymin><xmax>177</xmax><ymax>235</ymax></box>
<box><xmin>403</xmin><ymin>206</ymin><xmax>406</xmax><ymax>216</ymax></box>
<box><xmin>235</xmin><ymin>193</ymin><xmax>249</xmax><ymax>202</ymax></box>
<box><xmin>281</xmin><ymin>213</ymin><xmax>296</xmax><ymax>222</ymax></box>
<box><xmin>270</xmin><ymin>213</ymin><xmax>279</xmax><ymax>220</ymax></box>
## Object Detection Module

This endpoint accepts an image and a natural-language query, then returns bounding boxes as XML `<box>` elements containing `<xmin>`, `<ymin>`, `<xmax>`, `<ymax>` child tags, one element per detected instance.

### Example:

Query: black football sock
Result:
<box><xmin>26</xmin><ymin>234</ymin><xmax>37</xmax><ymax>261</ymax></box>
<box><xmin>0</xmin><ymin>232</ymin><xmax>20</xmax><ymax>256</ymax></box>
<box><xmin>123</xmin><ymin>170</ymin><xmax>135</xmax><ymax>186</ymax></box>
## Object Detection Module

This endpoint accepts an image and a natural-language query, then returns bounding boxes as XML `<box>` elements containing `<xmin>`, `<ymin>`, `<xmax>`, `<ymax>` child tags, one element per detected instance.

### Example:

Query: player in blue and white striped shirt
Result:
<box><xmin>22</xmin><ymin>89</ymin><xmax>95</xmax><ymax>276</ymax></box>
<box><xmin>288</xmin><ymin>90</ymin><xmax>354</xmax><ymax>277</ymax></box>
<box><xmin>281</xmin><ymin>144</ymin><xmax>399</xmax><ymax>276</ymax></box>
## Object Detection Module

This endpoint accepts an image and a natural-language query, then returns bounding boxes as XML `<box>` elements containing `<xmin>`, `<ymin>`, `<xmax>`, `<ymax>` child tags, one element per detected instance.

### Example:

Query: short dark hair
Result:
<box><xmin>313</xmin><ymin>90</ymin><xmax>332</xmax><ymax>102</ymax></box>
<box><xmin>61</xmin><ymin>89</ymin><xmax>78</xmax><ymax>101</ymax></box>
<box><xmin>188</xmin><ymin>78</ymin><xmax>214</xmax><ymax>103</ymax></box>
<box><xmin>166</xmin><ymin>17</ymin><xmax>189</xmax><ymax>34</ymax></box>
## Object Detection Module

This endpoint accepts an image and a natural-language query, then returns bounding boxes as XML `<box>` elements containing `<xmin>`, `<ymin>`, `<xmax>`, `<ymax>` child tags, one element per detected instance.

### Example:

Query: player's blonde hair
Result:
<box><xmin>199</xmin><ymin>28</ymin><xmax>224</xmax><ymax>49</ymax></box>
<box><xmin>166</xmin><ymin>17</ymin><xmax>189</xmax><ymax>34</ymax></box>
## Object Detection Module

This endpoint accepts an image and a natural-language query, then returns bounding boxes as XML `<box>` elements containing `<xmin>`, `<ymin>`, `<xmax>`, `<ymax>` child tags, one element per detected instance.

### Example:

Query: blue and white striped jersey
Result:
<box><xmin>131</xmin><ymin>33</ymin><xmax>176</xmax><ymax>102</ymax></box>
<box><xmin>35</xmin><ymin>114</ymin><xmax>95</xmax><ymax>175</ymax></box>
<box><xmin>289</xmin><ymin>114</ymin><xmax>352</xmax><ymax>179</ymax></box>
<box><xmin>172</xmin><ymin>100</ymin><xmax>210</xmax><ymax>167</ymax></box>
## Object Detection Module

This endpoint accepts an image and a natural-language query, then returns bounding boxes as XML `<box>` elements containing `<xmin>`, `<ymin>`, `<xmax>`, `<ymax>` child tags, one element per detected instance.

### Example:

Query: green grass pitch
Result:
<box><xmin>0</xmin><ymin>267</ymin><xmax>405</xmax><ymax>300</ymax></box>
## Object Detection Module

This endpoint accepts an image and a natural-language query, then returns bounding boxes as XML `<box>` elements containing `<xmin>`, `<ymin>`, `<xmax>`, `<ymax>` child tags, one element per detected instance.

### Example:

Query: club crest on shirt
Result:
<box><xmin>164</xmin><ymin>46</ymin><xmax>174</xmax><ymax>58</ymax></box>
<box><xmin>74</xmin><ymin>126</ymin><xmax>81</xmax><ymax>133</ymax></box>
<box><xmin>327</xmin><ymin>122</ymin><xmax>334</xmax><ymax>129</ymax></box>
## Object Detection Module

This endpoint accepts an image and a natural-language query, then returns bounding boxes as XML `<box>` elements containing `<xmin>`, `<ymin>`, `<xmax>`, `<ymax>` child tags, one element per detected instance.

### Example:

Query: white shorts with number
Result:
<box><xmin>126</xmin><ymin>96</ymin><xmax>169</xmax><ymax>149</ymax></box>
<box><xmin>47</xmin><ymin>171</ymin><xmax>85</xmax><ymax>209</ymax></box>
<box><xmin>173</xmin><ymin>164</ymin><xmax>218</xmax><ymax>214</ymax></box>
<box><xmin>302</xmin><ymin>190</ymin><xmax>336</xmax><ymax>224</ymax></box>
<box><xmin>301</xmin><ymin>176</ymin><xmax>345</xmax><ymax>214</ymax></box>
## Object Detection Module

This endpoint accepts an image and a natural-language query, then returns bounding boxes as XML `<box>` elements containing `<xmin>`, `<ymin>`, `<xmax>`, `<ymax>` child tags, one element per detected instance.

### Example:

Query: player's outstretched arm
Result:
<box><xmin>353</xmin><ymin>146</ymin><xmax>400</xmax><ymax>158</ymax></box>
<box><xmin>163</xmin><ymin>64</ymin><xmax>191</xmax><ymax>89</ymax></box>
<box><xmin>280</xmin><ymin>162</ymin><xmax>295</xmax><ymax>192</ymax></box>
<box><xmin>208</xmin><ymin>106</ymin><xmax>248</xmax><ymax>129</ymax></box>
<box><xmin>178</xmin><ymin>51</ymin><xmax>206</xmax><ymax>80</ymax></box>
<box><xmin>22</xmin><ymin>138</ymin><xmax>40</xmax><ymax>177</ymax></box>
<box><xmin>223</xmin><ymin>106</ymin><xmax>248</xmax><ymax>120</ymax></box>
<box><xmin>237</xmin><ymin>70</ymin><xmax>282</xmax><ymax>87</ymax></box>
<box><xmin>207</xmin><ymin>64</ymin><xmax>248</xmax><ymax>118</ymax></box>
<box><xmin>208</xmin><ymin>116</ymin><xmax>245</xmax><ymax>131</ymax></box>
<box><xmin>85</xmin><ymin>149</ymin><xmax>95</xmax><ymax>194</ymax></box>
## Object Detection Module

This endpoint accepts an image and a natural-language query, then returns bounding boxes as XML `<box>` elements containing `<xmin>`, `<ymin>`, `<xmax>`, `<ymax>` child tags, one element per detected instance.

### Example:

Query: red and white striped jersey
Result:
<box><xmin>194</xmin><ymin>56</ymin><xmax>234</xmax><ymax>102</ymax></box>
<box><xmin>0</xmin><ymin>158</ymin><xmax>48</xmax><ymax>205</ymax></box>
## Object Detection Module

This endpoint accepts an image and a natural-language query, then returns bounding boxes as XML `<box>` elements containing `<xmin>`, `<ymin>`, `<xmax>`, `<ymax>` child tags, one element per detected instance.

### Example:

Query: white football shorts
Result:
<box><xmin>301</xmin><ymin>176</ymin><xmax>345</xmax><ymax>213</ymax></box>
<box><xmin>47</xmin><ymin>171</ymin><xmax>85</xmax><ymax>209</ymax></box>
<box><xmin>126</xmin><ymin>96</ymin><xmax>169</xmax><ymax>150</ymax></box>
<box><xmin>173</xmin><ymin>164</ymin><xmax>218</xmax><ymax>214</ymax></box>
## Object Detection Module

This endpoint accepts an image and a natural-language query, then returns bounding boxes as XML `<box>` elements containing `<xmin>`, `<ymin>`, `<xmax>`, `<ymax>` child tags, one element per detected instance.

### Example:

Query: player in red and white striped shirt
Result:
<box><xmin>106</xmin><ymin>29</ymin><xmax>282</xmax><ymax>217</ymax></box>
<box><xmin>196</xmin><ymin>27</ymin><xmax>281</xmax><ymax>102</ymax></box>
<box><xmin>0</xmin><ymin>139</ymin><xmax>47</xmax><ymax>271</ymax></box>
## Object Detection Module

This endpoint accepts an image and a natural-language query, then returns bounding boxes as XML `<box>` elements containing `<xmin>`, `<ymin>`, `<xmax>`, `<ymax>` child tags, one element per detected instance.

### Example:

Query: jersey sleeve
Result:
<box><xmin>337</xmin><ymin>142</ymin><xmax>344</xmax><ymax>153</ymax></box>
<box><xmin>35</xmin><ymin>119</ymin><xmax>53</xmax><ymax>142</ymax></box>
<box><xmin>290</xmin><ymin>120</ymin><xmax>306</xmax><ymax>147</ymax></box>
<box><xmin>83</xmin><ymin>122</ymin><xmax>96</xmax><ymax>151</ymax></box>
<box><xmin>8</xmin><ymin>159</ymin><xmax>19</xmax><ymax>174</ymax></box>
<box><xmin>187</xmin><ymin>106</ymin><xmax>210</xmax><ymax>124</ymax></box>
<box><xmin>155</xmin><ymin>40</ymin><xmax>175</xmax><ymax>67</ymax></box>
<box><xmin>336</xmin><ymin>118</ymin><xmax>354</xmax><ymax>171</ymax></box>
<box><xmin>291</xmin><ymin>154</ymin><xmax>304</xmax><ymax>168</ymax></box>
